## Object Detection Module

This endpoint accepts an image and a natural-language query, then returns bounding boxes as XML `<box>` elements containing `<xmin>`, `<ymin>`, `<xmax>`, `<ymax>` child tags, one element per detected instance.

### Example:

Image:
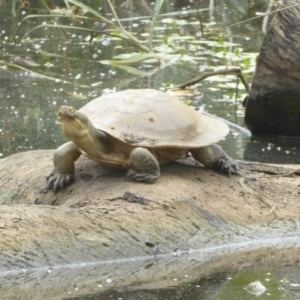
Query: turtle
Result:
<box><xmin>47</xmin><ymin>89</ymin><xmax>238</xmax><ymax>191</ymax></box>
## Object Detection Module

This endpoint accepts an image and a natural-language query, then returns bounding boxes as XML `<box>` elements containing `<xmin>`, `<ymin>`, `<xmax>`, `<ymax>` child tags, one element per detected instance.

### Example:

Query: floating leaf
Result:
<box><xmin>243</xmin><ymin>57</ymin><xmax>251</xmax><ymax>69</ymax></box>
<box><xmin>108</xmin><ymin>63</ymin><xmax>154</xmax><ymax>76</ymax></box>
<box><xmin>102</xmin><ymin>53</ymin><xmax>155</xmax><ymax>65</ymax></box>
<box><xmin>65</xmin><ymin>91</ymin><xmax>88</xmax><ymax>100</ymax></box>
<box><xmin>14</xmin><ymin>57</ymin><xmax>40</xmax><ymax>67</ymax></box>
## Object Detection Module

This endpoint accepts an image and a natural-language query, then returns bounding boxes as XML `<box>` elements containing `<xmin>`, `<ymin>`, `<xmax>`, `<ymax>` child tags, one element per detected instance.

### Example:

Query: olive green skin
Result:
<box><xmin>47</xmin><ymin>89</ymin><xmax>238</xmax><ymax>190</ymax></box>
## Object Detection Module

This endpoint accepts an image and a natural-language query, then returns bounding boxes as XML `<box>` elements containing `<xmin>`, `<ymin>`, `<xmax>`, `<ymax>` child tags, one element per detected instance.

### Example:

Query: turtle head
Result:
<box><xmin>58</xmin><ymin>105</ymin><xmax>91</xmax><ymax>140</ymax></box>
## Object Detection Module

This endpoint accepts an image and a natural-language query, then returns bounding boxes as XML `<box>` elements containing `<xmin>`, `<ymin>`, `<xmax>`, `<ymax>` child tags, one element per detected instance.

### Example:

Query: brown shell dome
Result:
<box><xmin>79</xmin><ymin>89</ymin><xmax>229</xmax><ymax>148</ymax></box>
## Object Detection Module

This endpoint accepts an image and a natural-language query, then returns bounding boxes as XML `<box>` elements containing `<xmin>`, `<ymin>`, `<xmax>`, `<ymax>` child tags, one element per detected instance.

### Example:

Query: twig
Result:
<box><xmin>239</xmin><ymin>167</ymin><xmax>300</xmax><ymax>217</ymax></box>
<box><xmin>262</xmin><ymin>0</ymin><xmax>274</xmax><ymax>33</ymax></box>
<box><xmin>235</xmin><ymin>74</ymin><xmax>239</xmax><ymax>106</ymax></box>
<box><xmin>106</xmin><ymin>0</ymin><xmax>149</xmax><ymax>52</ymax></box>
<box><xmin>239</xmin><ymin>177</ymin><xmax>277</xmax><ymax>216</ymax></box>
<box><xmin>148</xmin><ymin>0</ymin><xmax>164</xmax><ymax>51</ymax></box>
<box><xmin>224</xmin><ymin>2</ymin><xmax>300</xmax><ymax>28</ymax></box>
<box><xmin>40</xmin><ymin>0</ymin><xmax>69</xmax><ymax>40</ymax></box>
<box><xmin>193</xmin><ymin>1</ymin><xmax>204</xmax><ymax>38</ymax></box>
<box><xmin>174</xmin><ymin>67</ymin><xmax>250</xmax><ymax>93</ymax></box>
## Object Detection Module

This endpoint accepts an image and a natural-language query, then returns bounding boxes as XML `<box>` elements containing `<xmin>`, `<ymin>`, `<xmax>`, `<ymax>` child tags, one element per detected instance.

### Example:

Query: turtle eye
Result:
<box><xmin>70</xmin><ymin>107</ymin><xmax>75</xmax><ymax>113</ymax></box>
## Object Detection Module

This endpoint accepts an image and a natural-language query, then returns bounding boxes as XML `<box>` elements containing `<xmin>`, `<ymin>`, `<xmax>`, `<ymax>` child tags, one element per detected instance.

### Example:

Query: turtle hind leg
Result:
<box><xmin>190</xmin><ymin>144</ymin><xmax>239</xmax><ymax>176</ymax></box>
<box><xmin>126</xmin><ymin>147</ymin><xmax>160</xmax><ymax>183</ymax></box>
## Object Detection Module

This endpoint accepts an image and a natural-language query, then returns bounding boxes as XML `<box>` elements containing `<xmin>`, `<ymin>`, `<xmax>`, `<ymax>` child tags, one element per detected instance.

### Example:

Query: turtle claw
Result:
<box><xmin>125</xmin><ymin>169</ymin><xmax>159</xmax><ymax>183</ymax></box>
<box><xmin>125</xmin><ymin>169</ymin><xmax>136</xmax><ymax>181</ymax></box>
<box><xmin>47</xmin><ymin>169</ymin><xmax>74</xmax><ymax>191</ymax></box>
<box><xmin>214</xmin><ymin>157</ymin><xmax>239</xmax><ymax>177</ymax></box>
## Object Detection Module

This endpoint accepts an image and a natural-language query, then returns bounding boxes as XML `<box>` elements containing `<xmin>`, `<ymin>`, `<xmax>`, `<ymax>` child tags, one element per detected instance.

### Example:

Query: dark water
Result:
<box><xmin>0</xmin><ymin>0</ymin><xmax>300</xmax><ymax>163</ymax></box>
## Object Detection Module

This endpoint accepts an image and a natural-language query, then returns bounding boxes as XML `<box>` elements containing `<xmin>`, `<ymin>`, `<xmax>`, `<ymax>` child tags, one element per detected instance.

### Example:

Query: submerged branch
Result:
<box><xmin>0</xmin><ymin>61</ymin><xmax>62</xmax><ymax>81</ymax></box>
<box><xmin>225</xmin><ymin>2</ymin><xmax>300</xmax><ymax>28</ymax></box>
<box><xmin>148</xmin><ymin>0</ymin><xmax>164</xmax><ymax>51</ymax></box>
<box><xmin>174</xmin><ymin>68</ymin><xmax>250</xmax><ymax>93</ymax></box>
<box><xmin>106</xmin><ymin>0</ymin><xmax>149</xmax><ymax>52</ymax></box>
<box><xmin>193</xmin><ymin>1</ymin><xmax>204</xmax><ymax>38</ymax></box>
<box><xmin>12</xmin><ymin>14</ymin><xmax>94</xmax><ymax>42</ymax></box>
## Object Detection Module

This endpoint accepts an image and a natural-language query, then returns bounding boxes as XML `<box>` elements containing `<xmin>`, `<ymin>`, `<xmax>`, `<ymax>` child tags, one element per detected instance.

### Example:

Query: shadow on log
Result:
<box><xmin>245</xmin><ymin>0</ymin><xmax>300</xmax><ymax>136</ymax></box>
<box><xmin>0</xmin><ymin>150</ymin><xmax>300</xmax><ymax>272</ymax></box>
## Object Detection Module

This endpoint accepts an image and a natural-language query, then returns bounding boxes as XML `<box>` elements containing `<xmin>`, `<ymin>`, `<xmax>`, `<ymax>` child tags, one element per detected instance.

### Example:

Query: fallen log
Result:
<box><xmin>0</xmin><ymin>150</ymin><xmax>299</xmax><ymax>272</ymax></box>
<box><xmin>245</xmin><ymin>0</ymin><xmax>300</xmax><ymax>136</ymax></box>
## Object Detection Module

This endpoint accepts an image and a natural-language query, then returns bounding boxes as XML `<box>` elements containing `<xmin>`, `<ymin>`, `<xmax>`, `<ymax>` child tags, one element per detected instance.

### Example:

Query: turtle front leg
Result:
<box><xmin>126</xmin><ymin>147</ymin><xmax>160</xmax><ymax>183</ymax></box>
<box><xmin>47</xmin><ymin>142</ymin><xmax>81</xmax><ymax>191</ymax></box>
<box><xmin>190</xmin><ymin>144</ymin><xmax>238</xmax><ymax>176</ymax></box>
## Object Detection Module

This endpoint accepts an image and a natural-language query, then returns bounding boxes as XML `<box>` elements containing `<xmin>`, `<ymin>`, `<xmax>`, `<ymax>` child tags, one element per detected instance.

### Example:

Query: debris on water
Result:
<box><xmin>280</xmin><ymin>278</ymin><xmax>289</xmax><ymax>284</ymax></box>
<box><xmin>244</xmin><ymin>280</ymin><xmax>266</xmax><ymax>296</ymax></box>
<box><xmin>101</xmin><ymin>38</ymin><xmax>111</xmax><ymax>46</ymax></box>
<box><xmin>14</xmin><ymin>56</ymin><xmax>40</xmax><ymax>67</ymax></box>
<box><xmin>290</xmin><ymin>283</ymin><xmax>300</xmax><ymax>288</ymax></box>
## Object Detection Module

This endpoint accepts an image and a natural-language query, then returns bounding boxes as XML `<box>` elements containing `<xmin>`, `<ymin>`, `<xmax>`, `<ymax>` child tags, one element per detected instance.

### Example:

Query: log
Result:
<box><xmin>245</xmin><ymin>0</ymin><xmax>300</xmax><ymax>136</ymax></box>
<box><xmin>0</xmin><ymin>150</ymin><xmax>299</xmax><ymax>273</ymax></box>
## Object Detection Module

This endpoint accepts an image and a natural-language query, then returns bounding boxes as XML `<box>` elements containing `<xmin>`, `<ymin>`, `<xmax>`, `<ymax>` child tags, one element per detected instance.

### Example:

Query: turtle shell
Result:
<box><xmin>79</xmin><ymin>89</ymin><xmax>229</xmax><ymax>149</ymax></box>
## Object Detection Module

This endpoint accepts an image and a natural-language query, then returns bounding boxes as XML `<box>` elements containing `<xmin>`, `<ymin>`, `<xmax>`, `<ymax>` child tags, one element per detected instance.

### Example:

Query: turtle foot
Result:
<box><xmin>46</xmin><ymin>168</ymin><xmax>74</xmax><ymax>191</ymax></box>
<box><xmin>125</xmin><ymin>169</ymin><xmax>159</xmax><ymax>183</ymax></box>
<box><xmin>214</xmin><ymin>157</ymin><xmax>239</xmax><ymax>177</ymax></box>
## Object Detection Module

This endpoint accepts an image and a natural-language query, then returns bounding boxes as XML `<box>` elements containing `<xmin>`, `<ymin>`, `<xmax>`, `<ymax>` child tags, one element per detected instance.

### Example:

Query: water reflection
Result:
<box><xmin>64</xmin><ymin>263</ymin><xmax>299</xmax><ymax>300</ymax></box>
<box><xmin>1</xmin><ymin>237</ymin><xmax>300</xmax><ymax>300</ymax></box>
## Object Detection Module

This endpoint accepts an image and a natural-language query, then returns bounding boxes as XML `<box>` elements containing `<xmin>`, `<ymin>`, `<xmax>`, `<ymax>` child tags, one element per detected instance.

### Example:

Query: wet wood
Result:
<box><xmin>245</xmin><ymin>0</ymin><xmax>300</xmax><ymax>136</ymax></box>
<box><xmin>0</xmin><ymin>150</ymin><xmax>300</xmax><ymax>272</ymax></box>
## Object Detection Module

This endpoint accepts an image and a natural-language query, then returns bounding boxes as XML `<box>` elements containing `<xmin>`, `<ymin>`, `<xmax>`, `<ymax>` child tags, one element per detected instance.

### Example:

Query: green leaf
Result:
<box><xmin>109</xmin><ymin>64</ymin><xmax>151</xmax><ymax>76</ymax></box>
<box><xmin>243</xmin><ymin>57</ymin><xmax>251</xmax><ymax>69</ymax></box>
<box><xmin>104</xmin><ymin>53</ymin><xmax>155</xmax><ymax>65</ymax></box>
<box><xmin>218</xmin><ymin>34</ymin><xmax>224</xmax><ymax>44</ymax></box>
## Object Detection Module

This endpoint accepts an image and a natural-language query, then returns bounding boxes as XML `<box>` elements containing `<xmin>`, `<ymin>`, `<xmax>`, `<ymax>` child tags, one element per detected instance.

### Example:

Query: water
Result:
<box><xmin>1</xmin><ymin>237</ymin><xmax>300</xmax><ymax>300</ymax></box>
<box><xmin>0</xmin><ymin>0</ymin><xmax>300</xmax><ymax>163</ymax></box>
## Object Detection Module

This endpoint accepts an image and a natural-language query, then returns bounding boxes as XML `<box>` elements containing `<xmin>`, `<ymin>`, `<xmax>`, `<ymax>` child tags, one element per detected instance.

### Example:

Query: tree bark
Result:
<box><xmin>0</xmin><ymin>150</ymin><xmax>300</xmax><ymax>273</ymax></box>
<box><xmin>245</xmin><ymin>0</ymin><xmax>300</xmax><ymax>136</ymax></box>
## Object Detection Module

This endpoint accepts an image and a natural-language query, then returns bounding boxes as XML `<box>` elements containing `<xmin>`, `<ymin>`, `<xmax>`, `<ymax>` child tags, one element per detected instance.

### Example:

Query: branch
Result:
<box><xmin>174</xmin><ymin>67</ymin><xmax>250</xmax><ymax>93</ymax></box>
